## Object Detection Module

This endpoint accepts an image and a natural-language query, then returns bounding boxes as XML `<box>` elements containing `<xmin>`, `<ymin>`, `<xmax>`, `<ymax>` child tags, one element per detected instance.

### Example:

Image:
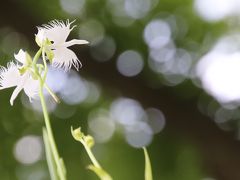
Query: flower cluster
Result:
<box><xmin>0</xmin><ymin>20</ymin><xmax>88</xmax><ymax>105</ymax></box>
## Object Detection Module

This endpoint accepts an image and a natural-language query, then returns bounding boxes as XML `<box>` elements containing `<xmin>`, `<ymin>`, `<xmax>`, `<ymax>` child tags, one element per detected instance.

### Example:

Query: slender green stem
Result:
<box><xmin>39</xmin><ymin>79</ymin><xmax>66</xmax><ymax>180</ymax></box>
<box><xmin>32</xmin><ymin>48</ymin><xmax>43</xmax><ymax>80</ymax></box>
<box><xmin>82</xmin><ymin>141</ymin><xmax>101</xmax><ymax>168</ymax></box>
<box><xmin>32</xmin><ymin>47</ymin><xmax>65</xmax><ymax>179</ymax></box>
<box><xmin>42</xmin><ymin>47</ymin><xmax>48</xmax><ymax>82</ymax></box>
<box><xmin>33</xmin><ymin>48</ymin><xmax>42</xmax><ymax>65</ymax></box>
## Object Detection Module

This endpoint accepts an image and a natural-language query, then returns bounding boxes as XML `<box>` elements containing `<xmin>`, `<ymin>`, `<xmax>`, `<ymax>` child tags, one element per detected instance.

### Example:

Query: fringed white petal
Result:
<box><xmin>23</xmin><ymin>77</ymin><xmax>39</xmax><ymax>102</ymax></box>
<box><xmin>38</xmin><ymin>19</ymin><xmax>75</xmax><ymax>44</ymax></box>
<box><xmin>52</xmin><ymin>47</ymin><xmax>82</xmax><ymax>71</ymax></box>
<box><xmin>9</xmin><ymin>73</ymin><xmax>29</xmax><ymax>106</ymax></box>
<box><xmin>14</xmin><ymin>49</ymin><xmax>26</xmax><ymax>64</ymax></box>
<box><xmin>0</xmin><ymin>62</ymin><xmax>21</xmax><ymax>89</ymax></box>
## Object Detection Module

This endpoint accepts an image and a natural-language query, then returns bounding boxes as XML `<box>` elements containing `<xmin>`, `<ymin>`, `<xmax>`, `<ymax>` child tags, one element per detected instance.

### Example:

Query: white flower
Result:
<box><xmin>0</xmin><ymin>50</ymin><xmax>39</xmax><ymax>105</ymax></box>
<box><xmin>36</xmin><ymin>20</ymin><xmax>89</xmax><ymax>71</ymax></box>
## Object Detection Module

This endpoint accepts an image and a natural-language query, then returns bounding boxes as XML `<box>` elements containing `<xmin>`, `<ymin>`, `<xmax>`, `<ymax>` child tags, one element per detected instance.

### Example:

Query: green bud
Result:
<box><xmin>71</xmin><ymin>126</ymin><xmax>84</xmax><ymax>142</ymax></box>
<box><xmin>84</xmin><ymin>135</ymin><xmax>94</xmax><ymax>149</ymax></box>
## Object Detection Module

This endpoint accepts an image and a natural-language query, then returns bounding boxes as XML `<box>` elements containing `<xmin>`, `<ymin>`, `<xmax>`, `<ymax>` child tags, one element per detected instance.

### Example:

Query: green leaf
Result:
<box><xmin>43</xmin><ymin>128</ymin><xmax>58</xmax><ymax>180</ymax></box>
<box><xmin>88</xmin><ymin>165</ymin><xmax>113</xmax><ymax>180</ymax></box>
<box><xmin>59</xmin><ymin>158</ymin><xmax>66</xmax><ymax>177</ymax></box>
<box><xmin>143</xmin><ymin>147</ymin><xmax>153</xmax><ymax>180</ymax></box>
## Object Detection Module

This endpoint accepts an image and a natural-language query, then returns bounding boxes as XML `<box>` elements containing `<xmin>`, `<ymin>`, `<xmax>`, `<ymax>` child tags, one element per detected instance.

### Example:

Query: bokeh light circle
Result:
<box><xmin>117</xmin><ymin>50</ymin><xmax>144</xmax><ymax>77</ymax></box>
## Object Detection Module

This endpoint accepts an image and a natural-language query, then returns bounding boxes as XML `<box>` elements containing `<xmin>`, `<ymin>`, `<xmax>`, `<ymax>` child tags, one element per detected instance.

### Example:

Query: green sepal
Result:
<box><xmin>35</xmin><ymin>35</ymin><xmax>52</xmax><ymax>47</ymax></box>
<box><xmin>25</xmin><ymin>52</ymin><xmax>33</xmax><ymax>65</ymax></box>
<box><xmin>18</xmin><ymin>67</ymin><xmax>27</xmax><ymax>75</ymax></box>
<box><xmin>46</xmin><ymin>49</ymin><xmax>54</xmax><ymax>62</ymax></box>
<box><xmin>45</xmin><ymin>38</ymin><xmax>52</xmax><ymax>46</ymax></box>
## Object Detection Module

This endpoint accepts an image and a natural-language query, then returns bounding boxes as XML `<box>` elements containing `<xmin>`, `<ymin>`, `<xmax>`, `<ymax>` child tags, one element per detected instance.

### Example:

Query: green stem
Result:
<box><xmin>82</xmin><ymin>141</ymin><xmax>101</xmax><ymax>168</ymax></box>
<box><xmin>42</xmin><ymin>47</ymin><xmax>48</xmax><ymax>82</ymax></box>
<box><xmin>39</xmin><ymin>79</ymin><xmax>66</xmax><ymax>180</ymax></box>
<box><xmin>33</xmin><ymin>48</ymin><xmax>42</xmax><ymax>65</ymax></box>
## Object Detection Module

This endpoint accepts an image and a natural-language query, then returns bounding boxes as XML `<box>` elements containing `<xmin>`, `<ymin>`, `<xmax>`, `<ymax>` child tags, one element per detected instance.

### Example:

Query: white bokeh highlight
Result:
<box><xmin>60</xmin><ymin>0</ymin><xmax>86</xmax><ymax>15</ymax></box>
<box><xmin>124</xmin><ymin>0</ymin><xmax>151</xmax><ymax>19</ymax></box>
<box><xmin>110</xmin><ymin>98</ymin><xmax>146</xmax><ymax>125</ymax></box>
<box><xmin>90</xmin><ymin>36</ymin><xmax>116</xmax><ymax>62</ymax></box>
<box><xmin>144</xmin><ymin>19</ymin><xmax>171</xmax><ymax>49</ymax></box>
<box><xmin>194</xmin><ymin>0</ymin><xmax>240</xmax><ymax>22</ymax></box>
<box><xmin>88</xmin><ymin>109</ymin><xmax>115</xmax><ymax>143</ymax></box>
<box><xmin>117</xmin><ymin>50</ymin><xmax>144</xmax><ymax>77</ymax></box>
<box><xmin>14</xmin><ymin>135</ymin><xmax>42</xmax><ymax>165</ymax></box>
<box><xmin>125</xmin><ymin>121</ymin><xmax>153</xmax><ymax>148</ymax></box>
<box><xmin>197</xmin><ymin>34</ymin><xmax>240</xmax><ymax>103</ymax></box>
<box><xmin>79</xmin><ymin>19</ymin><xmax>105</xmax><ymax>45</ymax></box>
<box><xmin>146</xmin><ymin>108</ymin><xmax>166</xmax><ymax>134</ymax></box>
<box><xmin>60</xmin><ymin>71</ymin><xmax>89</xmax><ymax>105</ymax></box>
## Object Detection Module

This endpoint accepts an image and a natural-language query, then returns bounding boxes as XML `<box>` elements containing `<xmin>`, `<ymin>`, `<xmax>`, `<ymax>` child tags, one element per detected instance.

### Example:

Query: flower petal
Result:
<box><xmin>0</xmin><ymin>62</ymin><xmax>21</xmax><ymax>90</ymax></box>
<box><xmin>9</xmin><ymin>73</ymin><xmax>29</xmax><ymax>106</ymax></box>
<box><xmin>52</xmin><ymin>47</ymin><xmax>82</xmax><ymax>71</ymax></box>
<box><xmin>56</xmin><ymin>39</ymin><xmax>89</xmax><ymax>48</ymax></box>
<box><xmin>10</xmin><ymin>84</ymin><xmax>24</xmax><ymax>106</ymax></box>
<box><xmin>35</xmin><ymin>29</ymin><xmax>47</xmax><ymax>46</ymax></box>
<box><xmin>23</xmin><ymin>77</ymin><xmax>39</xmax><ymax>102</ymax></box>
<box><xmin>14</xmin><ymin>49</ymin><xmax>27</xmax><ymax>64</ymax></box>
<box><xmin>38</xmin><ymin>20</ymin><xmax>74</xmax><ymax>44</ymax></box>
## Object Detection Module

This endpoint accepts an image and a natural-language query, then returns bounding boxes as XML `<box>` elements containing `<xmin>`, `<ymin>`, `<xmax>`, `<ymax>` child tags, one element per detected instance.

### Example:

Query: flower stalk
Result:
<box><xmin>71</xmin><ymin>127</ymin><xmax>112</xmax><ymax>180</ymax></box>
<box><xmin>39</xmin><ymin>74</ymin><xmax>66</xmax><ymax>180</ymax></box>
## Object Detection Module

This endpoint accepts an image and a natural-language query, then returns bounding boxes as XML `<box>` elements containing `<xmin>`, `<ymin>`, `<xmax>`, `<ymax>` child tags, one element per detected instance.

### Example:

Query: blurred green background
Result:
<box><xmin>1</xmin><ymin>0</ymin><xmax>240</xmax><ymax>179</ymax></box>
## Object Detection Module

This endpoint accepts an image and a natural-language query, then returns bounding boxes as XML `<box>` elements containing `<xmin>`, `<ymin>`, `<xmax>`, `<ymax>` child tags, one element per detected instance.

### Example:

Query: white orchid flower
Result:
<box><xmin>0</xmin><ymin>49</ymin><xmax>39</xmax><ymax>105</ymax></box>
<box><xmin>36</xmin><ymin>20</ymin><xmax>89</xmax><ymax>71</ymax></box>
